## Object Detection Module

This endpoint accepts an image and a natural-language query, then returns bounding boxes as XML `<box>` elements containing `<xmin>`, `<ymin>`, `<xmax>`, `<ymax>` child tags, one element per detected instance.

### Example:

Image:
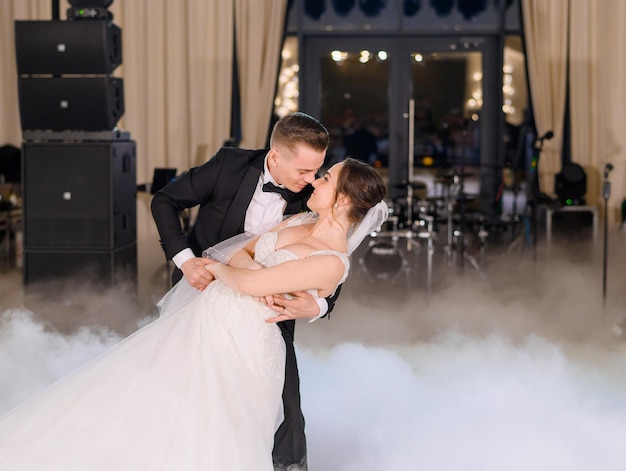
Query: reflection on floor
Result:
<box><xmin>2</xmin><ymin>196</ymin><xmax>626</xmax><ymax>469</ymax></box>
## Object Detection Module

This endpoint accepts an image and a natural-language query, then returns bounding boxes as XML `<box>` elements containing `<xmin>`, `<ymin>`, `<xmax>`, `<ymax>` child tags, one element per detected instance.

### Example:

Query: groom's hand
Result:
<box><xmin>181</xmin><ymin>257</ymin><xmax>216</xmax><ymax>290</ymax></box>
<box><xmin>266</xmin><ymin>291</ymin><xmax>320</xmax><ymax>323</ymax></box>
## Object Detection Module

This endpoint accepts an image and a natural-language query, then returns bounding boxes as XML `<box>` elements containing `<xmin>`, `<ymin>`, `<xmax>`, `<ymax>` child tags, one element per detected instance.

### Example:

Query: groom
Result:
<box><xmin>151</xmin><ymin>112</ymin><xmax>335</xmax><ymax>470</ymax></box>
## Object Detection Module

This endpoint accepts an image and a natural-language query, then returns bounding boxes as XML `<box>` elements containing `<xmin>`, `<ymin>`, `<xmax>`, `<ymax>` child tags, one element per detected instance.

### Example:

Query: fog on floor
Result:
<box><xmin>1</xmin><ymin>217</ymin><xmax>625</xmax><ymax>470</ymax></box>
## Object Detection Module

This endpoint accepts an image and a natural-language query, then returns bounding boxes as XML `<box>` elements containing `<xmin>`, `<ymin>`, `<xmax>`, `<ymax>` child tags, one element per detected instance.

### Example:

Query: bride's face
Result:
<box><xmin>309</xmin><ymin>163</ymin><xmax>343</xmax><ymax>212</ymax></box>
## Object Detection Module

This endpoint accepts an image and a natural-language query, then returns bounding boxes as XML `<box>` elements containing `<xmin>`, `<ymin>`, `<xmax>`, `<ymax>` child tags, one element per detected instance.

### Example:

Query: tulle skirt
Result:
<box><xmin>0</xmin><ymin>280</ymin><xmax>286</xmax><ymax>470</ymax></box>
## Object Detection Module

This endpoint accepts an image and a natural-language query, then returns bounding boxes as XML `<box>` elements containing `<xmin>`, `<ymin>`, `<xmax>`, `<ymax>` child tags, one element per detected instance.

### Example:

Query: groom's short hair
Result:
<box><xmin>270</xmin><ymin>112</ymin><xmax>329</xmax><ymax>153</ymax></box>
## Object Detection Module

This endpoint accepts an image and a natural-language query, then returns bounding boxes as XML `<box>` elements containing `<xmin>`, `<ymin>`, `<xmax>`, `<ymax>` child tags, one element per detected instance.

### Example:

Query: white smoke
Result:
<box><xmin>1</xmin><ymin>230</ymin><xmax>625</xmax><ymax>469</ymax></box>
<box><xmin>3</xmin><ymin>307</ymin><xmax>626</xmax><ymax>470</ymax></box>
<box><xmin>299</xmin><ymin>335</ymin><xmax>626</xmax><ymax>471</ymax></box>
<box><xmin>0</xmin><ymin>309</ymin><xmax>121</xmax><ymax>414</ymax></box>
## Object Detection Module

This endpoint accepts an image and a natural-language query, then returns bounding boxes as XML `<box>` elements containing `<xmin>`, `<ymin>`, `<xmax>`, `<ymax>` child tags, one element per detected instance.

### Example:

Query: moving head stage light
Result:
<box><xmin>555</xmin><ymin>162</ymin><xmax>587</xmax><ymax>206</ymax></box>
<box><xmin>67</xmin><ymin>0</ymin><xmax>114</xmax><ymax>21</ymax></box>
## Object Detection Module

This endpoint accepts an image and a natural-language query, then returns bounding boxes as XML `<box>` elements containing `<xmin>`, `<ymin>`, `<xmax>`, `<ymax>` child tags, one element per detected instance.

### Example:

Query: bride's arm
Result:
<box><xmin>226</xmin><ymin>238</ymin><xmax>261</xmax><ymax>270</ymax></box>
<box><xmin>206</xmin><ymin>254</ymin><xmax>345</xmax><ymax>298</ymax></box>
<box><xmin>217</xmin><ymin>214</ymin><xmax>307</xmax><ymax>270</ymax></box>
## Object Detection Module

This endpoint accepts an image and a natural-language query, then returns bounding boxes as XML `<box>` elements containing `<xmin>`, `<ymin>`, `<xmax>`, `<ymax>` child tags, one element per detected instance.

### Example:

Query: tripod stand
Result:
<box><xmin>441</xmin><ymin>122</ymin><xmax>485</xmax><ymax>275</ymax></box>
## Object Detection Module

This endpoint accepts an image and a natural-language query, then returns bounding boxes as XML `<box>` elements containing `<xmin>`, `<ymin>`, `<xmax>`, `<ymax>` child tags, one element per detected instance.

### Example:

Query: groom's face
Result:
<box><xmin>268</xmin><ymin>142</ymin><xmax>325</xmax><ymax>193</ymax></box>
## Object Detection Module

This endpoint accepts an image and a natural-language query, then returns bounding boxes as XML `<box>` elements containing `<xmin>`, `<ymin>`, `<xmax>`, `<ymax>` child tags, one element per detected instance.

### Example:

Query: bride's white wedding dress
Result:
<box><xmin>0</xmin><ymin>218</ymin><xmax>349</xmax><ymax>470</ymax></box>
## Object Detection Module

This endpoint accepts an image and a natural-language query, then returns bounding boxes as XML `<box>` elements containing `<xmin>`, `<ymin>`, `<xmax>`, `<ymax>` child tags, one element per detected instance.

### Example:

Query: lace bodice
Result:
<box><xmin>253</xmin><ymin>228</ymin><xmax>350</xmax><ymax>298</ymax></box>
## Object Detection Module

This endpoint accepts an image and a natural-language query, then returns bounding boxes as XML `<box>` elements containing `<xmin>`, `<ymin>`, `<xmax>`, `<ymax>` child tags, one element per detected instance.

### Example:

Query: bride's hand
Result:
<box><xmin>254</xmin><ymin>295</ymin><xmax>275</xmax><ymax>307</ymax></box>
<box><xmin>266</xmin><ymin>291</ymin><xmax>320</xmax><ymax>323</ymax></box>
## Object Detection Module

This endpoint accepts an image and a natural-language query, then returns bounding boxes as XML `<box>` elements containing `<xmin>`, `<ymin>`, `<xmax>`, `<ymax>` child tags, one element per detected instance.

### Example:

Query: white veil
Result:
<box><xmin>157</xmin><ymin>201</ymin><xmax>388</xmax><ymax>317</ymax></box>
<box><xmin>203</xmin><ymin>200</ymin><xmax>389</xmax><ymax>262</ymax></box>
<box><xmin>347</xmin><ymin>200</ymin><xmax>389</xmax><ymax>255</ymax></box>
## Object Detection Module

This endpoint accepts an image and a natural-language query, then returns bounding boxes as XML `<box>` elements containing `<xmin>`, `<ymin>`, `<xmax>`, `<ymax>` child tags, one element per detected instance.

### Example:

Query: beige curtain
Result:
<box><xmin>522</xmin><ymin>0</ymin><xmax>569</xmax><ymax>197</ymax></box>
<box><xmin>234</xmin><ymin>0</ymin><xmax>287</xmax><ymax>149</ymax></box>
<box><xmin>112</xmin><ymin>0</ymin><xmax>234</xmax><ymax>182</ymax></box>
<box><xmin>0</xmin><ymin>0</ymin><xmax>53</xmax><ymax>147</ymax></box>
<box><xmin>0</xmin><ymin>0</ymin><xmax>234</xmax><ymax>183</ymax></box>
<box><xmin>570</xmin><ymin>0</ymin><xmax>626</xmax><ymax>224</ymax></box>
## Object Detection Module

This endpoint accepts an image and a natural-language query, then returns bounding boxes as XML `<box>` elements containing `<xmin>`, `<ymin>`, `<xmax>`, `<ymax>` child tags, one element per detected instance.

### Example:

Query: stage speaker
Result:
<box><xmin>23</xmin><ymin>141</ymin><xmax>136</xmax><ymax>249</ymax></box>
<box><xmin>23</xmin><ymin>242</ymin><xmax>136</xmax><ymax>285</ymax></box>
<box><xmin>15</xmin><ymin>20</ymin><xmax>121</xmax><ymax>75</ymax></box>
<box><xmin>555</xmin><ymin>162</ymin><xmax>587</xmax><ymax>206</ymax></box>
<box><xmin>18</xmin><ymin>77</ymin><xmax>124</xmax><ymax>132</ymax></box>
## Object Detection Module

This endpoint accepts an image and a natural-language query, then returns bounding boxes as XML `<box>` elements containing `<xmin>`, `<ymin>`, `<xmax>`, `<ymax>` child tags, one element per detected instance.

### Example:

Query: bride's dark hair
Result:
<box><xmin>335</xmin><ymin>158</ymin><xmax>386</xmax><ymax>225</ymax></box>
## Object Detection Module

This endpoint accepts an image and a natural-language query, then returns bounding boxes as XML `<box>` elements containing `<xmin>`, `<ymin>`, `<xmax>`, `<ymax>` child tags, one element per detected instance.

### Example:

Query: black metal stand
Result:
<box><xmin>52</xmin><ymin>0</ymin><xmax>60</xmax><ymax>20</ymax></box>
<box><xmin>602</xmin><ymin>163</ymin><xmax>613</xmax><ymax>304</ymax></box>
<box><xmin>438</xmin><ymin>124</ymin><xmax>484</xmax><ymax>276</ymax></box>
<box><xmin>508</xmin><ymin>110</ymin><xmax>532</xmax><ymax>239</ymax></box>
<box><xmin>457</xmin><ymin>127</ymin><xmax>468</xmax><ymax>269</ymax></box>
<box><xmin>529</xmin><ymin>149</ymin><xmax>540</xmax><ymax>261</ymax></box>
<box><xmin>527</xmin><ymin>131</ymin><xmax>553</xmax><ymax>260</ymax></box>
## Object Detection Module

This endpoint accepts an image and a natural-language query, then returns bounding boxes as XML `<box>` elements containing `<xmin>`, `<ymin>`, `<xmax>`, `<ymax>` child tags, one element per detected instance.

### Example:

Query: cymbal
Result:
<box><xmin>455</xmin><ymin>194</ymin><xmax>477</xmax><ymax>203</ymax></box>
<box><xmin>435</xmin><ymin>172</ymin><xmax>475</xmax><ymax>183</ymax></box>
<box><xmin>393</xmin><ymin>181</ymin><xmax>427</xmax><ymax>190</ymax></box>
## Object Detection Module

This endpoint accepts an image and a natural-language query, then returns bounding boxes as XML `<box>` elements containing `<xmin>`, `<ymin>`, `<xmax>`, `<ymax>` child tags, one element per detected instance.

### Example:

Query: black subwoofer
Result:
<box><xmin>22</xmin><ymin>141</ymin><xmax>136</xmax><ymax>249</ymax></box>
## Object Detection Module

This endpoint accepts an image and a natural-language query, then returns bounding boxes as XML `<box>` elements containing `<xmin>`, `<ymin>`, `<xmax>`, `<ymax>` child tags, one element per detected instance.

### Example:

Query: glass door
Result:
<box><xmin>313</xmin><ymin>40</ymin><xmax>391</xmax><ymax>171</ymax></box>
<box><xmin>301</xmin><ymin>36</ymin><xmax>501</xmax><ymax>209</ymax></box>
<box><xmin>409</xmin><ymin>50</ymin><xmax>483</xmax><ymax>169</ymax></box>
<box><xmin>405</xmin><ymin>44</ymin><xmax>487</xmax><ymax>209</ymax></box>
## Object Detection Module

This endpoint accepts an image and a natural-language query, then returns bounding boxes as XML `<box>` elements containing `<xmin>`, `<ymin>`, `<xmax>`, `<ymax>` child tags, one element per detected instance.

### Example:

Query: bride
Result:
<box><xmin>0</xmin><ymin>158</ymin><xmax>387</xmax><ymax>470</ymax></box>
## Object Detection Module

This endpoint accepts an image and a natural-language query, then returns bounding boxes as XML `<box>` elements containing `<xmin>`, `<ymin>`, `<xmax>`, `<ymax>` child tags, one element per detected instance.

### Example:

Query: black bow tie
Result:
<box><xmin>262</xmin><ymin>182</ymin><xmax>296</xmax><ymax>202</ymax></box>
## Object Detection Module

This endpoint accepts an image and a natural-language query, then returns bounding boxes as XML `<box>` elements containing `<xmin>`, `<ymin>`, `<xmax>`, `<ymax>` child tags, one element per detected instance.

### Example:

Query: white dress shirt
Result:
<box><xmin>172</xmin><ymin>155</ymin><xmax>328</xmax><ymax>320</ymax></box>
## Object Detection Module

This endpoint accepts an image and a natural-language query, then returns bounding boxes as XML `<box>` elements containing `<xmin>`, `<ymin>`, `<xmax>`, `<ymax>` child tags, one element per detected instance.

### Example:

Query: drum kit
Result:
<box><xmin>359</xmin><ymin>99</ymin><xmax>489</xmax><ymax>290</ymax></box>
<box><xmin>360</xmin><ymin>169</ymin><xmax>488</xmax><ymax>291</ymax></box>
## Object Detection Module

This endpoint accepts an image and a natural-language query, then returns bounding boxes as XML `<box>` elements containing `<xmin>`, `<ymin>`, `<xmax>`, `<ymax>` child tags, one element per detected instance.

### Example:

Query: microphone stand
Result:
<box><xmin>602</xmin><ymin>163</ymin><xmax>613</xmax><ymax>304</ymax></box>
<box><xmin>529</xmin><ymin>130</ymin><xmax>553</xmax><ymax>260</ymax></box>
<box><xmin>458</xmin><ymin>123</ymin><xmax>468</xmax><ymax>270</ymax></box>
<box><xmin>529</xmin><ymin>141</ymin><xmax>543</xmax><ymax>261</ymax></box>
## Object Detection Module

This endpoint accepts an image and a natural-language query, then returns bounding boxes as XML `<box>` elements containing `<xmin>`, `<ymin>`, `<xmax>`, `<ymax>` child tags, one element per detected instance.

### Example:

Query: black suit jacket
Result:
<box><xmin>151</xmin><ymin>147</ymin><xmax>341</xmax><ymax>337</ymax></box>
<box><xmin>151</xmin><ymin>147</ymin><xmax>312</xmax><ymax>260</ymax></box>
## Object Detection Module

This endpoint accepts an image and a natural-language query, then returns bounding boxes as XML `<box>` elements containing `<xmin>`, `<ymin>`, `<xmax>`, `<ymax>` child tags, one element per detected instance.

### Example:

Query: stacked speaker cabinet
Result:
<box><xmin>22</xmin><ymin>141</ymin><xmax>136</xmax><ymax>284</ymax></box>
<box><xmin>15</xmin><ymin>19</ymin><xmax>124</xmax><ymax>133</ymax></box>
<box><xmin>15</xmin><ymin>9</ymin><xmax>137</xmax><ymax>286</ymax></box>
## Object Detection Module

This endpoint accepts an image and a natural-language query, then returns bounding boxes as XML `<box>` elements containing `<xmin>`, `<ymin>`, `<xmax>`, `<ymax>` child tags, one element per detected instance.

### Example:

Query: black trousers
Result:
<box><xmin>273</xmin><ymin>319</ymin><xmax>307</xmax><ymax>467</ymax></box>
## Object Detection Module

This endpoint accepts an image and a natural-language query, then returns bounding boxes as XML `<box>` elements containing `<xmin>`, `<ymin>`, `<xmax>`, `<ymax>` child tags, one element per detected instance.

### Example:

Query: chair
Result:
<box><xmin>150</xmin><ymin>168</ymin><xmax>177</xmax><ymax>194</ymax></box>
